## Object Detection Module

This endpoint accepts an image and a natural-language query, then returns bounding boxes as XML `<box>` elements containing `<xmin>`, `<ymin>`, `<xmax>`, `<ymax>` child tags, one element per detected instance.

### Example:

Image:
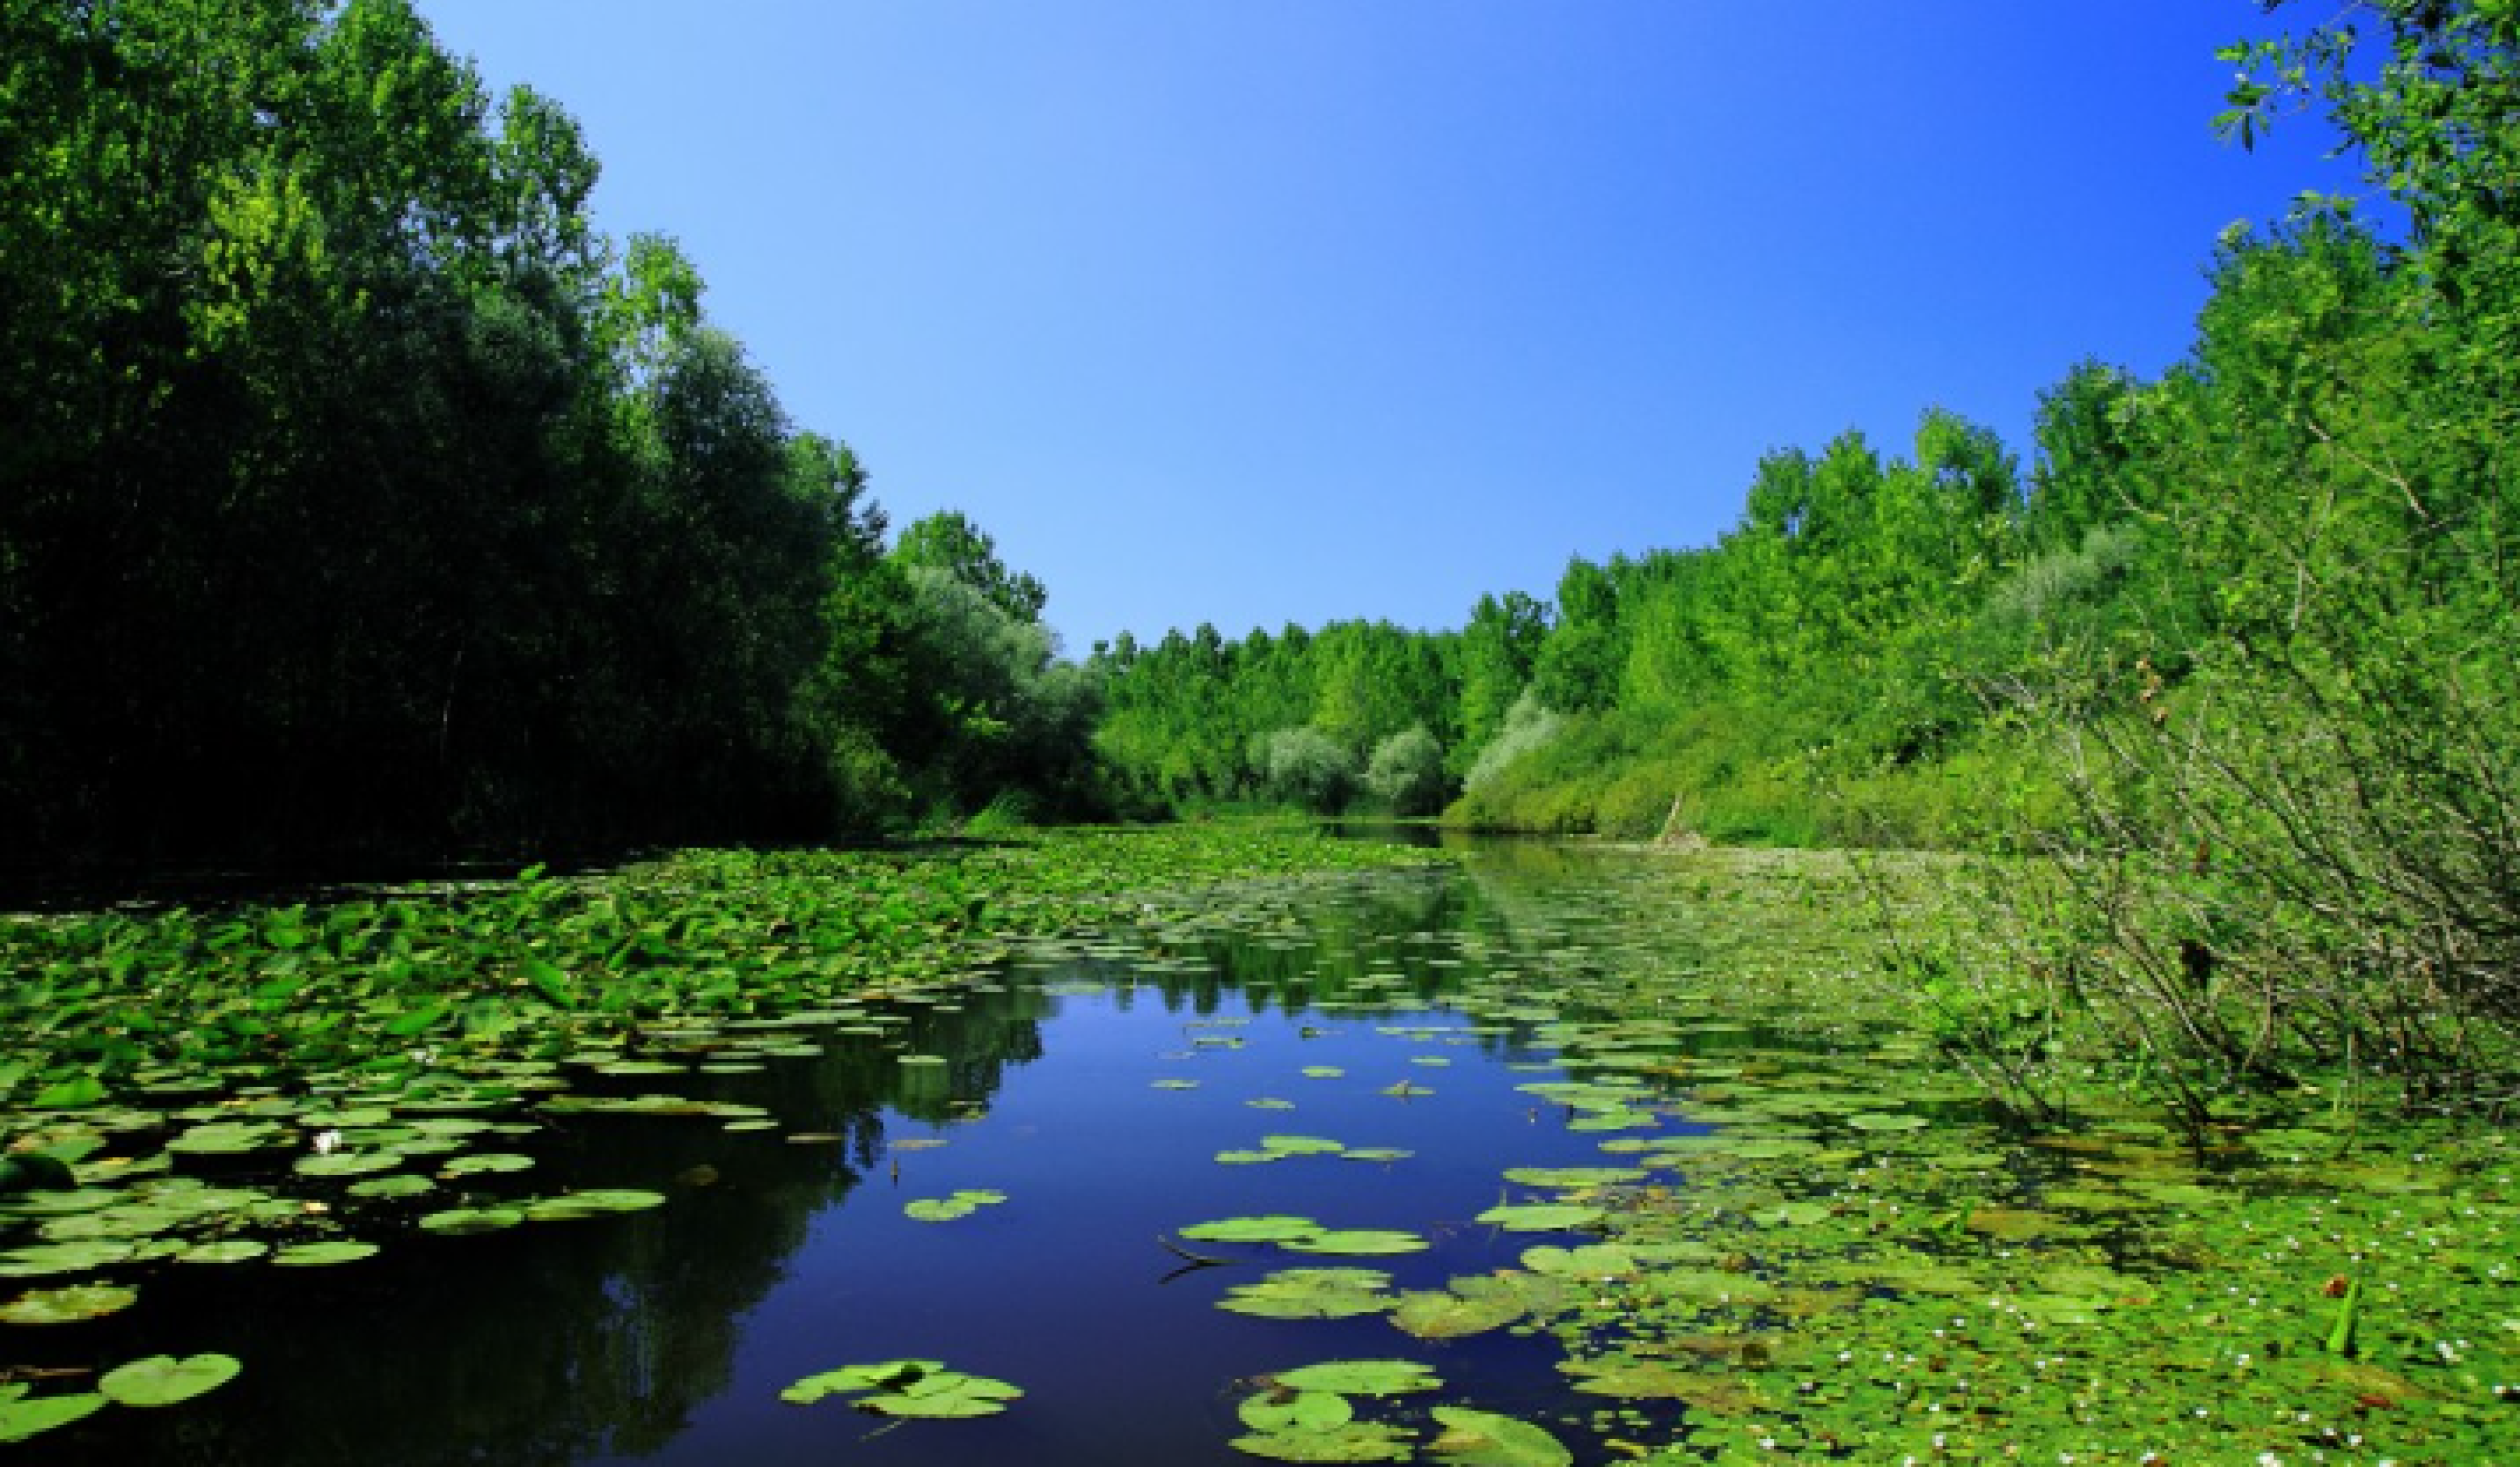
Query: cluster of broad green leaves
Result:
<box><xmin>0</xmin><ymin>827</ymin><xmax>1450</xmax><ymax>1443</ymax></box>
<box><xmin>0</xmin><ymin>0</ymin><xmax>1094</xmax><ymax>865</ymax></box>
<box><xmin>1112</xmin><ymin>847</ymin><xmax>2517</xmax><ymax>1464</ymax></box>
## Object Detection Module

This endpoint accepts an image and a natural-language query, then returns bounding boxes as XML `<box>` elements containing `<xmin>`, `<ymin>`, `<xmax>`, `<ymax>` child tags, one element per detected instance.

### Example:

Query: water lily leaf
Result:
<box><xmin>177</xmin><ymin>1239</ymin><xmax>270</xmax><ymax>1264</ymax></box>
<box><xmin>861</xmin><ymin>1369</ymin><xmax>1022</xmax><ymax>1418</ymax></box>
<box><xmin>271</xmin><ymin>1240</ymin><xmax>378</xmax><ymax>1266</ymax></box>
<box><xmin>1475</xmin><ymin>1202</ymin><xmax>1604</xmax><ymax>1232</ymax></box>
<box><xmin>1181</xmin><ymin>1215</ymin><xmax>1324</xmax><ymax>1245</ymax></box>
<box><xmin>440</xmin><ymin>1153</ymin><xmax>535</xmax><ymax>1177</ymax></box>
<box><xmin>1282</xmin><ymin>1228</ymin><xmax>1428</xmax><ymax>1256</ymax></box>
<box><xmin>167</xmin><ymin>1121</ymin><xmax>287</xmax><ymax>1156</ymax></box>
<box><xmin>348</xmin><ymin>1174</ymin><xmax>436</xmax><ymax>1201</ymax></box>
<box><xmin>295</xmin><ymin>1149</ymin><xmax>407</xmax><ymax>1178</ymax></box>
<box><xmin>99</xmin><ymin>1353</ymin><xmax>242</xmax><ymax>1407</ymax></box>
<box><xmin>1261</xmin><ymin>1135</ymin><xmax>1346</xmax><ymax>1156</ymax></box>
<box><xmin>1220</xmin><ymin>1268</ymin><xmax>1393</xmax><ymax>1321</ymax></box>
<box><xmin>1390</xmin><ymin>1286</ymin><xmax>1527</xmax><ymax>1339</ymax></box>
<box><xmin>1271</xmin><ymin>1359</ymin><xmax>1440</xmax><ymax>1397</ymax></box>
<box><xmin>1500</xmin><ymin>1166</ymin><xmax>1644</xmax><ymax>1189</ymax></box>
<box><xmin>0</xmin><ymin>1282</ymin><xmax>138</xmax><ymax>1324</ymax></box>
<box><xmin>1230</xmin><ymin>1422</ymin><xmax>1413</xmax><ymax>1462</ymax></box>
<box><xmin>1845</xmin><ymin>1112</ymin><xmax>1929</xmax><ymax>1132</ymax></box>
<box><xmin>1428</xmin><ymin>1407</ymin><xmax>1573</xmax><ymax>1467</ymax></box>
<box><xmin>524</xmin><ymin>1189</ymin><xmax>668</xmax><ymax>1222</ymax></box>
<box><xmin>0</xmin><ymin>1388</ymin><xmax>107</xmax><ymax>1442</ymax></box>
<box><xmin>0</xmin><ymin>1240</ymin><xmax>136</xmax><ymax>1277</ymax></box>
<box><xmin>780</xmin><ymin>1359</ymin><xmax>940</xmax><ymax>1405</ymax></box>
<box><xmin>419</xmin><ymin>1206</ymin><xmax>524</xmax><ymax>1235</ymax></box>
<box><xmin>1238</xmin><ymin>1388</ymin><xmax>1354</xmax><ymax>1433</ymax></box>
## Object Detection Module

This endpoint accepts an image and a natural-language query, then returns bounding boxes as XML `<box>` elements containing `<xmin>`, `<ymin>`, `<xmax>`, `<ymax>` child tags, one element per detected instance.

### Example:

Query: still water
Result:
<box><xmin>16</xmin><ymin>842</ymin><xmax>1754</xmax><ymax>1466</ymax></box>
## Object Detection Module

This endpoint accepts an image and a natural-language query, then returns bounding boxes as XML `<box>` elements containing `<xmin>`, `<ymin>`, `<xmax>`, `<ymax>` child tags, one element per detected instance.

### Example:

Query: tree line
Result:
<box><xmin>2</xmin><ymin>0</ymin><xmax>1095</xmax><ymax>872</ymax></box>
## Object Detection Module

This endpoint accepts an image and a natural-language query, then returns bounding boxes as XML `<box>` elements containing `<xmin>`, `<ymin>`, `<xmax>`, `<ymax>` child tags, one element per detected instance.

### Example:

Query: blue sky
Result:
<box><xmin>414</xmin><ymin>2</ymin><xmax>2364</xmax><ymax>655</ymax></box>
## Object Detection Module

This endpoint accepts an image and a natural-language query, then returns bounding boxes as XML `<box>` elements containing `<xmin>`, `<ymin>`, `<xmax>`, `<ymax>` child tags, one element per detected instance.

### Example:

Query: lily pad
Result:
<box><xmin>1181</xmin><ymin>1214</ymin><xmax>1324</xmax><ymax>1245</ymax></box>
<box><xmin>1230</xmin><ymin>1422</ymin><xmax>1414</xmax><ymax>1462</ymax></box>
<box><xmin>1271</xmin><ymin>1359</ymin><xmax>1441</xmax><ymax>1397</ymax></box>
<box><xmin>419</xmin><ymin>1206</ymin><xmax>524</xmax><ymax>1235</ymax></box>
<box><xmin>99</xmin><ymin>1353</ymin><xmax>242</xmax><ymax>1407</ymax></box>
<box><xmin>0</xmin><ymin>1282</ymin><xmax>139</xmax><ymax>1324</ymax></box>
<box><xmin>1282</xmin><ymin>1228</ymin><xmax>1429</xmax><ymax>1256</ymax></box>
<box><xmin>1220</xmin><ymin>1268</ymin><xmax>1394</xmax><ymax>1321</ymax></box>
<box><xmin>862</xmin><ymin>1369</ymin><xmax>1023</xmax><ymax>1418</ymax></box>
<box><xmin>781</xmin><ymin>1358</ymin><xmax>941</xmax><ymax>1405</ymax></box>
<box><xmin>1475</xmin><ymin>1201</ymin><xmax>1604</xmax><ymax>1232</ymax></box>
<box><xmin>0</xmin><ymin>1387</ymin><xmax>108</xmax><ymax>1443</ymax></box>
<box><xmin>1428</xmin><ymin>1407</ymin><xmax>1573</xmax><ymax>1467</ymax></box>
<box><xmin>271</xmin><ymin>1239</ymin><xmax>378</xmax><ymax>1267</ymax></box>
<box><xmin>1238</xmin><ymin>1388</ymin><xmax>1354</xmax><ymax>1433</ymax></box>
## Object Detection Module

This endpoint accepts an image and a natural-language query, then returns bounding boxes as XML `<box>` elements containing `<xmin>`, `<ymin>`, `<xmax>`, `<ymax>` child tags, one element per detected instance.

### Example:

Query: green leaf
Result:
<box><xmin>98</xmin><ymin>1353</ymin><xmax>242</xmax><ymax>1408</ymax></box>
<box><xmin>0</xmin><ymin>1283</ymin><xmax>140</xmax><ymax>1324</ymax></box>
<box><xmin>0</xmin><ymin>1389</ymin><xmax>108</xmax><ymax>1443</ymax></box>
<box><xmin>1474</xmin><ymin>1201</ymin><xmax>1603</xmax><ymax>1232</ymax></box>
<box><xmin>780</xmin><ymin>1359</ymin><xmax>940</xmax><ymax>1405</ymax></box>
<box><xmin>1230</xmin><ymin>1422</ymin><xmax>1414</xmax><ymax>1462</ymax></box>
<box><xmin>1270</xmin><ymin>1359</ymin><xmax>1440</xmax><ymax>1397</ymax></box>
<box><xmin>860</xmin><ymin>1369</ymin><xmax>1023</xmax><ymax>1418</ymax></box>
<box><xmin>1180</xmin><ymin>1214</ymin><xmax>1324</xmax><ymax>1245</ymax></box>
<box><xmin>1428</xmin><ymin>1407</ymin><xmax>1574</xmax><ymax>1467</ymax></box>
<box><xmin>1238</xmin><ymin>1388</ymin><xmax>1354</xmax><ymax>1433</ymax></box>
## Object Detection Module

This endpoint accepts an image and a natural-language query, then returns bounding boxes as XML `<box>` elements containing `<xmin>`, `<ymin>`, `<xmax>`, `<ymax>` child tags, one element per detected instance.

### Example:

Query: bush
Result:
<box><xmin>1364</xmin><ymin>728</ymin><xmax>1448</xmax><ymax>816</ymax></box>
<box><xmin>1252</xmin><ymin>727</ymin><xmax>1357</xmax><ymax>813</ymax></box>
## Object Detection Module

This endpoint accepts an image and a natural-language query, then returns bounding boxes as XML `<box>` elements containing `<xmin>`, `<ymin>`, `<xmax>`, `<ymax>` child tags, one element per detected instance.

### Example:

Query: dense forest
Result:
<box><xmin>1</xmin><ymin>0</ymin><xmax>1098</xmax><ymax>872</ymax></box>
<box><xmin>5</xmin><ymin>0</ymin><xmax>2512</xmax><ymax>991</ymax></box>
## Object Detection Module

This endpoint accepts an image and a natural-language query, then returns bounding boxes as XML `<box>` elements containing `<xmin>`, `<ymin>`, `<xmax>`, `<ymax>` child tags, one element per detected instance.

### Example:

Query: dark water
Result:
<box><xmin>14</xmin><ymin>844</ymin><xmax>1706</xmax><ymax>1466</ymax></box>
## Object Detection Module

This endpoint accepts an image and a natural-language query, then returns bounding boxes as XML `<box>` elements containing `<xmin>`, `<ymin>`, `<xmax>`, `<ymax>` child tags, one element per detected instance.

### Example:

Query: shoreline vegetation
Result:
<box><xmin>0</xmin><ymin>0</ymin><xmax>2508</xmax><ymax>1146</ymax></box>
<box><xmin>3</xmin><ymin>834</ymin><xmax>2512</xmax><ymax>1461</ymax></box>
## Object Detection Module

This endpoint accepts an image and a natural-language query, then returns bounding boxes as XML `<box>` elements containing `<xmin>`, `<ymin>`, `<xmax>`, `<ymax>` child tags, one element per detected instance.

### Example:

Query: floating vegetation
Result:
<box><xmin>780</xmin><ymin>1358</ymin><xmax>1022</xmax><ymax>1419</ymax></box>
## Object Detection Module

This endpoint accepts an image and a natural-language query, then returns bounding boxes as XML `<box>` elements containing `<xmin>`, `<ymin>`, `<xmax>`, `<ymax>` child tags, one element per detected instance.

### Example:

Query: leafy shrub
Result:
<box><xmin>1364</xmin><ymin>728</ymin><xmax>1448</xmax><ymax>816</ymax></box>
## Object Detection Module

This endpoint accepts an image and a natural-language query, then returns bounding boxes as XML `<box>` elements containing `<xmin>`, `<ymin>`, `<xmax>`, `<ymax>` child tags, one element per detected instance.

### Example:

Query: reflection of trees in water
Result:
<box><xmin>25</xmin><ymin>986</ymin><xmax>1053</xmax><ymax>1467</ymax></box>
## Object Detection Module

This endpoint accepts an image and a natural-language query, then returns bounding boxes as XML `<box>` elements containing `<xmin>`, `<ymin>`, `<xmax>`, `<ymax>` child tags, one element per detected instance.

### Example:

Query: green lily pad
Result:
<box><xmin>1428</xmin><ymin>1407</ymin><xmax>1573</xmax><ymax>1467</ymax></box>
<box><xmin>419</xmin><ymin>1206</ymin><xmax>524</xmax><ymax>1235</ymax></box>
<box><xmin>781</xmin><ymin>1358</ymin><xmax>942</xmax><ymax>1405</ymax></box>
<box><xmin>295</xmin><ymin>1149</ymin><xmax>407</xmax><ymax>1178</ymax></box>
<box><xmin>348</xmin><ymin>1174</ymin><xmax>437</xmax><ymax>1201</ymax></box>
<box><xmin>1181</xmin><ymin>1215</ymin><xmax>1324</xmax><ymax>1245</ymax></box>
<box><xmin>1845</xmin><ymin>1112</ymin><xmax>1930</xmax><ymax>1132</ymax></box>
<box><xmin>0</xmin><ymin>1387</ymin><xmax>108</xmax><ymax>1442</ymax></box>
<box><xmin>1271</xmin><ymin>1359</ymin><xmax>1441</xmax><ymax>1397</ymax></box>
<box><xmin>0</xmin><ymin>1282</ymin><xmax>139</xmax><ymax>1324</ymax></box>
<box><xmin>440</xmin><ymin>1152</ymin><xmax>535</xmax><ymax>1177</ymax></box>
<box><xmin>98</xmin><ymin>1353</ymin><xmax>242</xmax><ymax>1407</ymax></box>
<box><xmin>0</xmin><ymin>1239</ymin><xmax>136</xmax><ymax>1277</ymax></box>
<box><xmin>271</xmin><ymin>1240</ymin><xmax>378</xmax><ymax>1267</ymax></box>
<box><xmin>861</xmin><ymin>1369</ymin><xmax>1023</xmax><ymax>1418</ymax></box>
<box><xmin>1220</xmin><ymin>1268</ymin><xmax>1393</xmax><ymax>1320</ymax></box>
<box><xmin>177</xmin><ymin>1239</ymin><xmax>270</xmax><ymax>1264</ymax></box>
<box><xmin>1230</xmin><ymin>1422</ymin><xmax>1414</xmax><ymax>1462</ymax></box>
<box><xmin>524</xmin><ymin>1189</ymin><xmax>668</xmax><ymax>1221</ymax></box>
<box><xmin>1239</xmin><ymin>1388</ymin><xmax>1354</xmax><ymax>1433</ymax></box>
<box><xmin>1282</xmin><ymin>1228</ymin><xmax>1429</xmax><ymax>1256</ymax></box>
<box><xmin>1475</xmin><ymin>1201</ymin><xmax>1604</xmax><ymax>1232</ymax></box>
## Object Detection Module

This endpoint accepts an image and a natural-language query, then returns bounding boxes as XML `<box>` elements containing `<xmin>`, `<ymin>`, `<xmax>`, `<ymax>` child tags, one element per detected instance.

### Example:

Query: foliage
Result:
<box><xmin>1253</xmin><ymin>728</ymin><xmax>1358</xmax><ymax>814</ymax></box>
<box><xmin>0</xmin><ymin>0</ymin><xmax>1089</xmax><ymax>867</ymax></box>
<box><xmin>1361</xmin><ymin>728</ymin><xmax>1447</xmax><ymax>816</ymax></box>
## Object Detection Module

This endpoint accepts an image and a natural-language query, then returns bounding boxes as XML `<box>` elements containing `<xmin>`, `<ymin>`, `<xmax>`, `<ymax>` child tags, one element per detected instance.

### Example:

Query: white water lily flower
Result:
<box><xmin>312</xmin><ymin>1129</ymin><xmax>343</xmax><ymax>1155</ymax></box>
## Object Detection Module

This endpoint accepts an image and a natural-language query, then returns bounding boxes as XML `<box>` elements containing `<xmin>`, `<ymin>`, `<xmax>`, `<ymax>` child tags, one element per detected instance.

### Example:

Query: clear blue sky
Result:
<box><xmin>413</xmin><ymin>2</ymin><xmax>2364</xmax><ymax>655</ymax></box>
